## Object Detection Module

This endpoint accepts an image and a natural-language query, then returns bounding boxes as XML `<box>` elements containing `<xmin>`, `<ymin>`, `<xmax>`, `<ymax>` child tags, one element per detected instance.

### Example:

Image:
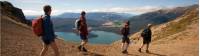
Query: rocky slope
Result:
<box><xmin>1</xmin><ymin>1</ymin><xmax>31</xmax><ymax>25</ymax></box>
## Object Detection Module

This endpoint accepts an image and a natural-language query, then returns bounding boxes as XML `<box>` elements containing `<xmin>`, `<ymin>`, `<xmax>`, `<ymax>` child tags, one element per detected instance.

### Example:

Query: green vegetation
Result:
<box><xmin>113</xmin><ymin>20</ymin><xmax>123</xmax><ymax>27</ymax></box>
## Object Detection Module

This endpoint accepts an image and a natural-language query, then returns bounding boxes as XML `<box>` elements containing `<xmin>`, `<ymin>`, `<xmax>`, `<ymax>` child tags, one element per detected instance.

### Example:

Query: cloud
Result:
<box><xmin>23</xmin><ymin>6</ymin><xmax>164</xmax><ymax>16</ymax></box>
<box><xmin>87</xmin><ymin>6</ymin><xmax>163</xmax><ymax>14</ymax></box>
<box><xmin>19</xmin><ymin>0</ymin><xmax>45</xmax><ymax>4</ymax></box>
<box><xmin>23</xmin><ymin>10</ymin><xmax>61</xmax><ymax>16</ymax></box>
<box><xmin>130</xmin><ymin>6</ymin><xmax>164</xmax><ymax>14</ymax></box>
<box><xmin>23</xmin><ymin>10</ymin><xmax>43</xmax><ymax>15</ymax></box>
<box><xmin>88</xmin><ymin>6</ymin><xmax>164</xmax><ymax>14</ymax></box>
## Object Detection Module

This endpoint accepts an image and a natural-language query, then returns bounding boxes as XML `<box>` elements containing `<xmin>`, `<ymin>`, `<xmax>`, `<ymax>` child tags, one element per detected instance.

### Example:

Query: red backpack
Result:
<box><xmin>32</xmin><ymin>16</ymin><xmax>43</xmax><ymax>36</ymax></box>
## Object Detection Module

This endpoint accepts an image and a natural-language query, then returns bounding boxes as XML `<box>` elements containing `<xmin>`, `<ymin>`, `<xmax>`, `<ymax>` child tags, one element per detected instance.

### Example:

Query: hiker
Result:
<box><xmin>40</xmin><ymin>5</ymin><xmax>59</xmax><ymax>56</ymax></box>
<box><xmin>120</xmin><ymin>21</ymin><xmax>130</xmax><ymax>54</ymax></box>
<box><xmin>138</xmin><ymin>24</ymin><xmax>153</xmax><ymax>53</ymax></box>
<box><xmin>77</xmin><ymin>11</ymin><xmax>89</xmax><ymax>52</ymax></box>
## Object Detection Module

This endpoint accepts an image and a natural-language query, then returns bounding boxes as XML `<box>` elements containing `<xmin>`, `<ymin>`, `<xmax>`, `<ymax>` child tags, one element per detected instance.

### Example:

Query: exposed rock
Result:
<box><xmin>1</xmin><ymin>1</ymin><xmax>31</xmax><ymax>26</ymax></box>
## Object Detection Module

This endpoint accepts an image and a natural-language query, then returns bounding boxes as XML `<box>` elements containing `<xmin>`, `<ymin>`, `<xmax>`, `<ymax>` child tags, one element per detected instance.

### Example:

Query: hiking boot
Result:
<box><xmin>77</xmin><ymin>45</ymin><xmax>82</xmax><ymax>51</ymax></box>
<box><xmin>122</xmin><ymin>50</ymin><xmax>128</xmax><ymax>54</ymax></box>
<box><xmin>82</xmin><ymin>47</ymin><xmax>88</xmax><ymax>52</ymax></box>
<box><xmin>146</xmin><ymin>50</ymin><xmax>150</xmax><ymax>53</ymax></box>
<box><xmin>138</xmin><ymin>48</ymin><xmax>142</xmax><ymax>53</ymax></box>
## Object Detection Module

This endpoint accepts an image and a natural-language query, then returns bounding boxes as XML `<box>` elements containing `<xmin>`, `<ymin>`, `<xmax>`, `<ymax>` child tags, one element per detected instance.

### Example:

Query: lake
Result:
<box><xmin>55</xmin><ymin>31</ymin><xmax>122</xmax><ymax>44</ymax></box>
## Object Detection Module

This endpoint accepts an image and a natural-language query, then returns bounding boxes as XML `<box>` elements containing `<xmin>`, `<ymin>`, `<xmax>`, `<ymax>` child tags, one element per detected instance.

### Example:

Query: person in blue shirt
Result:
<box><xmin>40</xmin><ymin>5</ymin><xmax>59</xmax><ymax>56</ymax></box>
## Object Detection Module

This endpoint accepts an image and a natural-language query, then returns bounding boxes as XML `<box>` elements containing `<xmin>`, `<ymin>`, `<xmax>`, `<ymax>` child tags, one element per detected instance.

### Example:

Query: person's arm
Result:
<box><xmin>120</xmin><ymin>28</ymin><xmax>125</xmax><ymax>35</ymax></box>
<box><xmin>127</xmin><ymin>28</ymin><xmax>130</xmax><ymax>36</ymax></box>
<box><xmin>78</xmin><ymin>24</ymin><xmax>82</xmax><ymax>33</ymax></box>
<box><xmin>42</xmin><ymin>16</ymin><xmax>48</xmax><ymax>36</ymax></box>
<box><xmin>48</xmin><ymin>17</ymin><xmax>56</xmax><ymax>38</ymax></box>
<box><xmin>52</xmin><ymin>25</ymin><xmax>57</xmax><ymax>38</ymax></box>
<box><xmin>138</xmin><ymin>30</ymin><xmax>145</xmax><ymax>40</ymax></box>
<box><xmin>150</xmin><ymin>29</ymin><xmax>152</xmax><ymax>37</ymax></box>
<box><xmin>85</xmin><ymin>24</ymin><xmax>89</xmax><ymax>36</ymax></box>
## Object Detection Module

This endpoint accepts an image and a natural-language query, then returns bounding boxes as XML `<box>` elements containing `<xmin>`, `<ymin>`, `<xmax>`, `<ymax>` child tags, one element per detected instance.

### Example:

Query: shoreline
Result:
<box><xmin>56</xmin><ymin>36</ymin><xmax>115</xmax><ymax>46</ymax></box>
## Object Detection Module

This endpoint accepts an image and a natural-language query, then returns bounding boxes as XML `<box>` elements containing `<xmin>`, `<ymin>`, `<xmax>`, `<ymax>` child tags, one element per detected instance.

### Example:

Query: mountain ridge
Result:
<box><xmin>128</xmin><ymin>4</ymin><xmax>198</xmax><ymax>34</ymax></box>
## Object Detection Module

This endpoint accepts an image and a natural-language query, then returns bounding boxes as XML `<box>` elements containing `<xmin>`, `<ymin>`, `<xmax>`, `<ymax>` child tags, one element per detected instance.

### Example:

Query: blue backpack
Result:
<box><xmin>141</xmin><ymin>29</ymin><xmax>149</xmax><ymax>37</ymax></box>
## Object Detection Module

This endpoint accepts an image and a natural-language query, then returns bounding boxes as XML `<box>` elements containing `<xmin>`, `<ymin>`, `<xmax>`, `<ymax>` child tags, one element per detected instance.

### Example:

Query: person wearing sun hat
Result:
<box><xmin>138</xmin><ymin>23</ymin><xmax>153</xmax><ymax>53</ymax></box>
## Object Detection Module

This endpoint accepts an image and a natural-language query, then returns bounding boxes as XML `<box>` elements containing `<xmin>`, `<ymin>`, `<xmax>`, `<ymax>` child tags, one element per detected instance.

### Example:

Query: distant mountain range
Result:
<box><xmin>56</xmin><ymin>12</ymin><xmax>134</xmax><ymax>21</ymax></box>
<box><xmin>26</xmin><ymin>12</ymin><xmax>134</xmax><ymax>32</ymax></box>
<box><xmin>51</xmin><ymin>18</ymin><xmax>103</xmax><ymax>32</ymax></box>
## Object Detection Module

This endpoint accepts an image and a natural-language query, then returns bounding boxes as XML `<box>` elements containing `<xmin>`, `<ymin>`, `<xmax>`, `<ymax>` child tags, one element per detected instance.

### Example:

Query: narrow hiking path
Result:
<box><xmin>106</xmin><ymin>37</ymin><xmax>198</xmax><ymax>56</ymax></box>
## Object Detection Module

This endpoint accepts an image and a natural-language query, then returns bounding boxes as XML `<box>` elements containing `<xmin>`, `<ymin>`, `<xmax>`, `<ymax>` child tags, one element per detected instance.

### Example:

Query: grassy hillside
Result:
<box><xmin>130</xmin><ymin>5</ymin><xmax>198</xmax><ymax>43</ymax></box>
<box><xmin>153</xmin><ymin>7</ymin><xmax>198</xmax><ymax>43</ymax></box>
<box><xmin>128</xmin><ymin>4</ymin><xmax>198</xmax><ymax>34</ymax></box>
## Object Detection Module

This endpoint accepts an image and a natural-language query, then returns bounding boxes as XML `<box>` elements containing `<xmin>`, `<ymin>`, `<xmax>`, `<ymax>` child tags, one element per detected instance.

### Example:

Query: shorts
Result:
<box><xmin>122</xmin><ymin>36</ymin><xmax>130</xmax><ymax>44</ymax></box>
<box><xmin>42</xmin><ymin>37</ymin><xmax>55</xmax><ymax>45</ymax></box>
<box><xmin>143</xmin><ymin>37</ymin><xmax>151</xmax><ymax>44</ymax></box>
<box><xmin>80</xmin><ymin>34</ymin><xmax>88</xmax><ymax>40</ymax></box>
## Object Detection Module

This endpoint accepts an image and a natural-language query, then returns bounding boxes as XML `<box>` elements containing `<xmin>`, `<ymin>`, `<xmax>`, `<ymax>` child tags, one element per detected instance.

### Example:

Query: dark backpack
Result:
<box><xmin>141</xmin><ymin>29</ymin><xmax>149</xmax><ymax>37</ymax></box>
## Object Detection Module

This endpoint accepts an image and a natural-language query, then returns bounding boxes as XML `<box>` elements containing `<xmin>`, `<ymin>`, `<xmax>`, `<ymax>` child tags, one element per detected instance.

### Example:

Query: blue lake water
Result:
<box><xmin>55</xmin><ymin>31</ymin><xmax>122</xmax><ymax>44</ymax></box>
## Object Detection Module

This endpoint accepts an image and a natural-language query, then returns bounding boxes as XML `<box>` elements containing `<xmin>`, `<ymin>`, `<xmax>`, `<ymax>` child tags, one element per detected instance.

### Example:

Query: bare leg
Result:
<box><xmin>138</xmin><ymin>44</ymin><xmax>144</xmax><ymax>52</ymax></box>
<box><xmin>81</xmin><ymin>40</ymin><xmax>88</xmax><ymax>47</ymax></box>
<box><xmin>50</xmin><ymin>41</ymin><xmax>60</xmax><ymax>56</ymax></box>
<box><xmin>81</xmin><ymin>39</ymin><xmax>88</xmax><ymax>52</ymax></box>
<box><xmin>122</xmin><ymin>43</ymin><xmax>129</xmax><ymax>54</ymax></box>
<box><xmin>121</xmin><ymin>43</ymin><xmax>125</xmax><ymax>51</ymax></box>
<box><xmin>146</xmin><ymin>44</ymin><xmax>149</xmax><ymax>50</ymax></box>
<box><xmin>140</xmin><ymin>44</ymin><xmax>144</xmax><ymax>49</ymax></box>
<box><xmin>40</xmin><ymin>43</ymin><xmax>49</xmax><ymax>56</ymax></box>
<box><xmin>78</xmin><ymin>40</ymin><xmax>87</xmax><ymax>51</ymax></box>
<box><xmin>125</xmin><ymin>43</ymin><xmax>129</xmax><ymax>51</ymax></box>
<box><xmin>146</xmin><ymin>43</ymin><xmax>150</xmax><ymax>53</ymax></box>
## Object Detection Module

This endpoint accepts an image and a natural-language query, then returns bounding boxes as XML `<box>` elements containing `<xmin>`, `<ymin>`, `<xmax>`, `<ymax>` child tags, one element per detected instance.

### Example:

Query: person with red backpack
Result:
<box><xmin>120</xmin><ymin>21</ymin><xmax>130</xmax><ymax>54</ymax></box>
<box><xmin>77</xmin><ymin>11</ymin><xmax>89</xmax><ymax>52</ymax></box>
<box><xmin>32</xmin><ymin>15</ymin><xmax>43</xmax><ymax>36</ymax></box>
<box><xmin>138</xmin><ymin>24</ymin><xmax>153</xmax><ymax>53</ymax></box>
<box><xmin>39</xmin><ymin>5</ymin><xmax>59</xmax><ymax>56</ymax></box>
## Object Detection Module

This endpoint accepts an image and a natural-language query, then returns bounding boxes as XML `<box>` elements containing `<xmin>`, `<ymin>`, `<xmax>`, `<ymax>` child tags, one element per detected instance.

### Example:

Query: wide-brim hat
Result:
<box><xmin>147</xmin><ymin>24</ymin><xmax>152</xmax><ymax>27</ymax></box>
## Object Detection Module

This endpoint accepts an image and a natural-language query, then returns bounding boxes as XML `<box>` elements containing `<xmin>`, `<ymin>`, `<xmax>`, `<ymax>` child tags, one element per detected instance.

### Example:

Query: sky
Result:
<box><xmin>2</xmin><ymin>0</ymin><xmax>198</xmax><ymax>16</ymax></box>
